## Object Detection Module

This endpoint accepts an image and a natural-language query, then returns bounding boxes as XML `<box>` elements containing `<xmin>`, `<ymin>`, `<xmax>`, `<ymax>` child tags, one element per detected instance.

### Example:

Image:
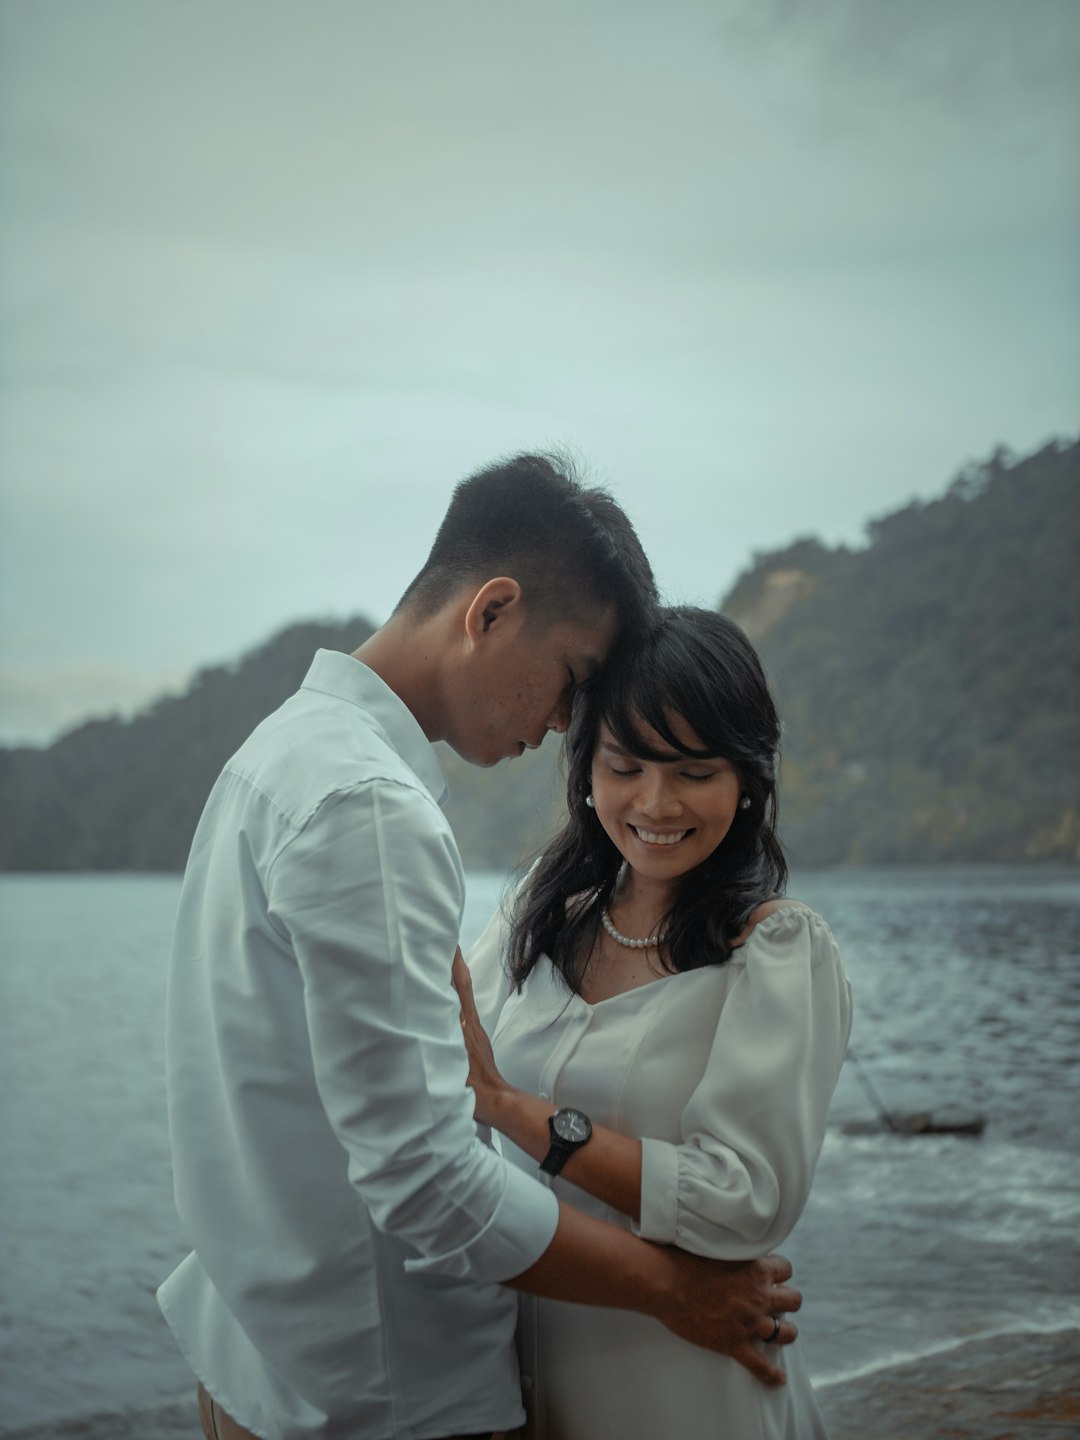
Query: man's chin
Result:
<box><xmin>485</xmin><ymin>740</ymin><xmax>525</xmax><ymax>766</ymax></box>
<box><xmin>448</xmin><ymin>742</ymin><xmax>508</xmax><ymax>769</ymax></box>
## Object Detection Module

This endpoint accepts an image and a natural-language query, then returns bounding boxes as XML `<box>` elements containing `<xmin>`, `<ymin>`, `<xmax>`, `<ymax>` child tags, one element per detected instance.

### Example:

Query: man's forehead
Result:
<box><xmin>564</xmin><ymin>607</ymin><xmax>618</xmax><ymax>670</ymax></box>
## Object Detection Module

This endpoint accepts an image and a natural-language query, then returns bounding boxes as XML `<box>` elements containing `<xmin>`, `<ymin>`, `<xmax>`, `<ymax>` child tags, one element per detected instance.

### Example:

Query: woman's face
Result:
<box><xmin>589</xmin><ymin>713</ymin><xmax>743</xmax><ymax>890</ymax></box>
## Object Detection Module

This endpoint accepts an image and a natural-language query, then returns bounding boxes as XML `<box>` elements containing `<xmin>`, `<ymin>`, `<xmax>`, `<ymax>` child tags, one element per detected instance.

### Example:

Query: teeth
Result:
<box><xmin>632</xmin><ymin>826</ymin><xmax>689</xmax><ymax>846</ymax></box>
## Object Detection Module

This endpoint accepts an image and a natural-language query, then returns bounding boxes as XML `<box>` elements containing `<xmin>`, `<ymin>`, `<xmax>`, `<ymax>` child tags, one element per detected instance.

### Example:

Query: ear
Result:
<box><xmin>463</xmin><ymin>577</ymin><xmax>524</xmax><ymax>645</ymax></box>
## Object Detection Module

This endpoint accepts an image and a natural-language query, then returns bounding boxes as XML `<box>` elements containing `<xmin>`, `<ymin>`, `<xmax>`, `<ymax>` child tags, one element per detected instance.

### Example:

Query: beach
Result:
<box><xmin>820</xmin><ymin>1328</ymin><xmax>1080</xmax><ymax>1439</ymax></box>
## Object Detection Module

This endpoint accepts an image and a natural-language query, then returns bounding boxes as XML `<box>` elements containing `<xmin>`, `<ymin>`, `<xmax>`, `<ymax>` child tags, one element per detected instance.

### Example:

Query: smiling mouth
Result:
<box><xmin>630</xmin><ymin>825</ymin><xmax>693</xmax><ymax>847</ymax></box>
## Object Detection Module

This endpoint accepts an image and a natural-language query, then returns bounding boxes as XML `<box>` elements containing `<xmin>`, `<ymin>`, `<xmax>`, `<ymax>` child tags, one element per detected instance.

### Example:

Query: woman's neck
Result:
<box><xmin>612</xmin><ymin>866</ymin><xmax>676</xmax><ymax>929</ymax></box>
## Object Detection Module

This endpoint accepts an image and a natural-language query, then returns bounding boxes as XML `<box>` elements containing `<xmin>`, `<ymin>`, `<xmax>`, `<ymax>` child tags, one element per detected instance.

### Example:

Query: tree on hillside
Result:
<box><xmin>722</xmin><ymin>438</ymin><xmax>1080</xmax><ymax>864</ymax></box>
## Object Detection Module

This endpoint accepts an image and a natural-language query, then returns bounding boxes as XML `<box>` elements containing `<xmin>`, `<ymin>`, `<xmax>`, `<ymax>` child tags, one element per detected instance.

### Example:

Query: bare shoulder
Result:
<box><xmin>731</xmin><ymin>898</ymin><xmax>814</xmax><ymax>948</ymax></box>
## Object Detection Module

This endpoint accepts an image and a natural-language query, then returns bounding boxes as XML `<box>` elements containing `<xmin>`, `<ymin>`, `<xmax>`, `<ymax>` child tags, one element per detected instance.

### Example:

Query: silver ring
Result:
<box><xmin>766</xmin><ymin>1315</ymin><xmax>782</xmax><ymax>1343</ymax></box>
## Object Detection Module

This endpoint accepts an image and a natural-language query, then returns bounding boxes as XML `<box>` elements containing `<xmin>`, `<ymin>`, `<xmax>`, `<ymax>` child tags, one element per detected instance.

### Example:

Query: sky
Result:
<box><xmin>1</xmin><ymin>0</ymin><xmax>1077</xmax><ymax>746</ymax></box>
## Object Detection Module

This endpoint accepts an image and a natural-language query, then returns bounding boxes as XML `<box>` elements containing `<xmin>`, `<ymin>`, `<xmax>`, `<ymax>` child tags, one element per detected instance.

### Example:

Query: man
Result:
<box><xmin>160</xmin><ymin>454</ymin><xmax>799</xmax><ymax>1440</ymax></box>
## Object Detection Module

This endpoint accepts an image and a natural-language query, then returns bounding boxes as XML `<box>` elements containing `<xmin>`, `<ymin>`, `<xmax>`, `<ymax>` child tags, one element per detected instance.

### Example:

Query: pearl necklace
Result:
<box><xmin>600</xmin><ymin>907</ymin><xmax>663</xmax><ymax>950</ymax></box>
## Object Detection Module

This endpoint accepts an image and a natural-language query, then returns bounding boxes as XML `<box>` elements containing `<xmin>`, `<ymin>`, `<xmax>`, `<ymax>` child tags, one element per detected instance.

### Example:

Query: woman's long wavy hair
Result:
<box><xmin>507</xmin><ymin>606</ymin><xmax>788</xmax><ymax>994</ymax></box>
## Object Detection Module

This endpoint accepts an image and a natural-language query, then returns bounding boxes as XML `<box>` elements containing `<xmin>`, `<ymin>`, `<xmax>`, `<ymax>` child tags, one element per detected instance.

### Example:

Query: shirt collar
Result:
<box><xmin>300</xmin><ymin>649</ymin><xmax>449</xmax><ymax>805</ymax></box>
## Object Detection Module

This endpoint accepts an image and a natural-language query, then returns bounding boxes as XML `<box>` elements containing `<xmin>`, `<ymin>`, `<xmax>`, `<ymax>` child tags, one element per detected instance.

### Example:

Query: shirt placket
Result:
<box><xmin>536</xmin><ymin>996</ymin><xmax>593</xmax><ymax>1105</ymax></box>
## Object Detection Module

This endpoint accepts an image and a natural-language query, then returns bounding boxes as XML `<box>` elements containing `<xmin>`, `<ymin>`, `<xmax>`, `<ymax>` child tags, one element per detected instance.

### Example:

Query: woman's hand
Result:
<box><xmin>452</xmin><ymin>948</ymin><xmax>511</xmax><ymax>1126</ymax></box>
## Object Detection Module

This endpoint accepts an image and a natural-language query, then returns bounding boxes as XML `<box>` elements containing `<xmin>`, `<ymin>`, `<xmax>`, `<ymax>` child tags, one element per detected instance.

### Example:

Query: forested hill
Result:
<box><xmin>0</xmin><ymin>436</ymin><xmax>1076</xmax><ymax>872</ymax></box>
<box><xmin>0</xmin><ymin>618</ymin><xmax>376</xmax><ymax>871</ymax></box>
<box><xmin>722</xmin><ymin>437</ymin><xmax>1079</xmax><ymax>863</ymax></box>
<box><xmin>0</xmin><ymin>611</ymin><xmax>565</xmax><ymax>873</ymax></box>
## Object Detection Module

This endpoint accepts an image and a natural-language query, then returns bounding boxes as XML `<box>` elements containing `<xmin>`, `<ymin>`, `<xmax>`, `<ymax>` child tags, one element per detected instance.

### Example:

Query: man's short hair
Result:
<box><xmin>397</xmin><ymin>452</ymin><xmax>658</xmax><ymax>637</ymax></box>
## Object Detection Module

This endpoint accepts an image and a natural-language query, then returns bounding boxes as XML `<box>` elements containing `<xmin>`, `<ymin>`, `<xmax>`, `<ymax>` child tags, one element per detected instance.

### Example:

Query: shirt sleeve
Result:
<box><xmin>267</xmin><ymin>778</ymin><xmax>558</xmax><ymax>1282</ymax></box>
<box><xmin>636</xmin><ymin>906</ymin><xmax>852</xmax><ymax>1260</ymax></box>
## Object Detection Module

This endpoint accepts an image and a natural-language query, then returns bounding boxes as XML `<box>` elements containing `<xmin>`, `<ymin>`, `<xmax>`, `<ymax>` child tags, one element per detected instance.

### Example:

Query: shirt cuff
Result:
<box><xmin>403</xmin><ymin>1160</ymin><xmax>560</xmax><ymax>1282</ymax></box>
<box><xmin>634</xmin><ymin>1137</ymin><xmax>679</xmax><ymax>1245</ymax></box>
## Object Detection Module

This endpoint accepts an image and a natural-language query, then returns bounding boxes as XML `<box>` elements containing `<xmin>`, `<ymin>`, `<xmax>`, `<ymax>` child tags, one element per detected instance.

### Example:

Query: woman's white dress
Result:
<box><xmin>466</xmin><ymin>903</ymin><xmax>853</xmax><ymax>1440</ymax></box>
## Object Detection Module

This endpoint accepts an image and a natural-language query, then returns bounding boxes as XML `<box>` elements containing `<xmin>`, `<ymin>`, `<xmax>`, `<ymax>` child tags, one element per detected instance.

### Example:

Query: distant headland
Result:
<box><xmin>1</xmin><ymin>437</ymin><xmax>1076</xmax><ymax>871</ymax></box>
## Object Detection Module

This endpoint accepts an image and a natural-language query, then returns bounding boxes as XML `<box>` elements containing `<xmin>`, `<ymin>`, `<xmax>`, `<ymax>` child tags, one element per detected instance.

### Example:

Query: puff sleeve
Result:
<box><xmin>636</xmin><ymin>906</ymin><xmax>852</xmax><ymax>1260</ymax></box>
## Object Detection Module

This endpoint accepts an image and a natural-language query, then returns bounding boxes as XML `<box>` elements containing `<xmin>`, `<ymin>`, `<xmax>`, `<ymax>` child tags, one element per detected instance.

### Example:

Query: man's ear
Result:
<box><xmin>463</xmin><ymin>577</ymin><xmax>524</xmax><ymax>642</ymax></box>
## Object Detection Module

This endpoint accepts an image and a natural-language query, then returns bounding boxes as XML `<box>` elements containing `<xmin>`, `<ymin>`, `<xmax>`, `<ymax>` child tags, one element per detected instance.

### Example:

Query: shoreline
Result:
<box><xmin>4</xmin><ymin>1328</ymin><xmax>1077</xmax><ymax>1440</ymax></box>
<box><xmin>813</xmin><ymin>1318</ymin><xmax>1080</xmax><ymax>1392</ymax></box>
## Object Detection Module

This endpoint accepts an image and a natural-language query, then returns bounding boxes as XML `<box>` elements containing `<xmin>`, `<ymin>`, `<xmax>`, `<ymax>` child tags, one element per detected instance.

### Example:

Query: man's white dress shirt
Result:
<box><xmin>158</xmin><ymin>649</ymin><xmax>558</xmax><ymax>1440</ymax></box>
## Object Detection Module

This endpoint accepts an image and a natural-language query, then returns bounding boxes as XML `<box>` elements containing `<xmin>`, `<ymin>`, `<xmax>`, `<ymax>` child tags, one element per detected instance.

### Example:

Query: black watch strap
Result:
<box><xmin>539</xmin><ymin>1136</ymin><xmax>574</xmax><ymax>1176</ymax></box>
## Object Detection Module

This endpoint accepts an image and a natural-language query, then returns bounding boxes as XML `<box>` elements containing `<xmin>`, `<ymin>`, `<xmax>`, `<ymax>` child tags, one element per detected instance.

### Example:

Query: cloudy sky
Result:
<box><xmin>1</xmin><ymin>0</ymin><xmax>1077</xmax><ymax>745</ymax></box>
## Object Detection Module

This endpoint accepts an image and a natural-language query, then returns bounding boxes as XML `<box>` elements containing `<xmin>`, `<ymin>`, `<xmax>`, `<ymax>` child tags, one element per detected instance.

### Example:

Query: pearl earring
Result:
<box><xmin>739</xmin><ymin>795</ymin><xmax>752</xmax><ymax>810</ymax></box>
<box><xmin>585</xmin><ymin>794</ymin><xmax>595</xmax><ymax>809</ymax></box>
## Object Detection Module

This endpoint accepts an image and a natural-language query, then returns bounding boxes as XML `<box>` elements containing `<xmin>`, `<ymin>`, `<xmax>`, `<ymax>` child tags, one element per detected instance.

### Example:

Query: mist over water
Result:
<box><xmin>1</xmin><ymin>867</ymin><xmax>1078</xmax><ymax>1434</ymax></box>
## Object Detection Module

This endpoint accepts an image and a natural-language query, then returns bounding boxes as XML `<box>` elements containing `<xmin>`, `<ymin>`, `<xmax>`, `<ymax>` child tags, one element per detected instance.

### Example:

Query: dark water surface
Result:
<box><xmin>1</xmin><ymin>867</ymin><xmax>1078</xmax><ymax>1435</ymax></box>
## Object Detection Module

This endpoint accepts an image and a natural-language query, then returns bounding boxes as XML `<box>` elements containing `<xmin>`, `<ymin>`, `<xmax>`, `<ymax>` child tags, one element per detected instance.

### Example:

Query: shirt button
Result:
<box><xmin>539</xmin><ymin>1091</ymin><xmax>550</xmax><ymax>1102</ymax></box>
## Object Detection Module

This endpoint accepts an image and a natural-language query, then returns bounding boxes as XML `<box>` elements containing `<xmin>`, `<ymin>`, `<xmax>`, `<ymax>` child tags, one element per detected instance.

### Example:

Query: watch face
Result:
<box><xmin>553</xmin><ymin>1108</ymin><xmax>591</xmax><ymax>1143</ymax></box>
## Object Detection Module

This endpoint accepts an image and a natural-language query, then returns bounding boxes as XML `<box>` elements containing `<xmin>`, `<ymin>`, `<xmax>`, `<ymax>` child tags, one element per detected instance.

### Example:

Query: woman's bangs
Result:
<box><xmin>601</xmin><ymin>662</ymin><xmax>715</xmax><ymax>762</ymax></box>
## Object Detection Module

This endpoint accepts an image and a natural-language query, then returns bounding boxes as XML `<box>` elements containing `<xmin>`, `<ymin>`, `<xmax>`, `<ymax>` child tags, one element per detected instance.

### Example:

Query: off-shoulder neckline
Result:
<box><xmin>547</xmin><ymin>904</ymin><xmax>821</xmax><ymax>1010</ymax></box>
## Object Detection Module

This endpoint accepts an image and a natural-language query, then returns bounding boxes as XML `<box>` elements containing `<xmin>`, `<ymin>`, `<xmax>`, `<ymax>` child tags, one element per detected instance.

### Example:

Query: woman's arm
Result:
<box><xmin>454</xmin><ymin>948</ymin><xmax>644</xmax><ymax>1217</ymax></box>
<box><xmin>454</xmin><ymin>904</ymin><xmax>852</xmax><ymax>1254</ymax></box>
<box><xmin>637</xmin><ymin>907</ymin><xmax>851</xmax><ymax>1257</ymax></box>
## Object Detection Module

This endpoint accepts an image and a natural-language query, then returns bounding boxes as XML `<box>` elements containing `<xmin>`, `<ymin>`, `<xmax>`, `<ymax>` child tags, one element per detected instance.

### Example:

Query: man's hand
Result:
<box><xmin>511</xmin><ymin>1204</ymin><xmax>803</xmax><ymax>1389</ymax></box>
<box><xmin>658</xmin><ymin>1249</ymin><xmax>801</xmax><ymax>1387</ymax></box>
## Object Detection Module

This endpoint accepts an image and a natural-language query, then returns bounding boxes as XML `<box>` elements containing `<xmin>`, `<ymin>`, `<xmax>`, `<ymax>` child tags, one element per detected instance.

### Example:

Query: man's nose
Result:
<box><xmin>546</xmin><ymin>693</ymin><xmax>573</xmax><ymax>734</ymax></box>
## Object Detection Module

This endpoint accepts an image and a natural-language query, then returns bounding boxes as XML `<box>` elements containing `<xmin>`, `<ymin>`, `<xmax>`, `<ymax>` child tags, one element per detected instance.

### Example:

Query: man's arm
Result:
<box><xmin>512</xmin><ymin>1205</ymin><xmax>800</xmax><ymax>1387</ymax></box>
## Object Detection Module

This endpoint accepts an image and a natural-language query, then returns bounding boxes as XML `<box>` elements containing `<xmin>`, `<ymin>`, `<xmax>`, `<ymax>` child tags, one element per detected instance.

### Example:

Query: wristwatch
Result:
<box><xmin>540</xmin><ymin>1107</ymin><xmax>593</xmax><ymax>1176</ymax></box>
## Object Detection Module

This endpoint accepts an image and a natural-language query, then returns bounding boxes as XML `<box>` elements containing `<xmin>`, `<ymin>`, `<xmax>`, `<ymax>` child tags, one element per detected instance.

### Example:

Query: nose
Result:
<box><xmin>635</xmin><ymin>771</ymin><xmax>682</xmax><ymax>819</ymax></box>
<box><xmin>546</xmin><ymin>692</ymin><xmax>573</xmax><ymax>735</ymax></box>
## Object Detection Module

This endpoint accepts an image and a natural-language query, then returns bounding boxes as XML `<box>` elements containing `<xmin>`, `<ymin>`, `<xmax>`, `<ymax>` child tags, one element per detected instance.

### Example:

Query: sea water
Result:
<box><xmin>1</xmin><ymin>867</ymin><xmax>1078</xmax><ymax>1434</ymax></box>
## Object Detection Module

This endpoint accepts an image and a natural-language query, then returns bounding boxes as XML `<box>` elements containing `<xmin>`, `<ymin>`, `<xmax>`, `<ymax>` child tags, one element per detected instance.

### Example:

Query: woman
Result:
<box><xmin>455</xmin><ymin>607</ymin><xmax>852</xmax><ymax>1439</ymax></box>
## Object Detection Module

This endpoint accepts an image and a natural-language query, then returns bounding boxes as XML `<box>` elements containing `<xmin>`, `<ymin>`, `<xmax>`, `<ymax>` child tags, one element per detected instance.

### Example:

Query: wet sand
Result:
<box><xmin>819</xmin><ymin>1328</ymin><xmax>1080</xmax><ymax>1439</ymax></box>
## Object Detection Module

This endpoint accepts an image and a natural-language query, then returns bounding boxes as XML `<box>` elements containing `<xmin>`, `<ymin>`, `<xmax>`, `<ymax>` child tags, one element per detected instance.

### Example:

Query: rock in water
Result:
<box><xmin>841</xmin><ymin>1108</ymin><xmax>986</xmax><ymax>1137</ymax></box>
<box><xmin>917</xmin><ymin>1106</ymin><xmax>986</xmax><ymax>1136</ymax></box>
